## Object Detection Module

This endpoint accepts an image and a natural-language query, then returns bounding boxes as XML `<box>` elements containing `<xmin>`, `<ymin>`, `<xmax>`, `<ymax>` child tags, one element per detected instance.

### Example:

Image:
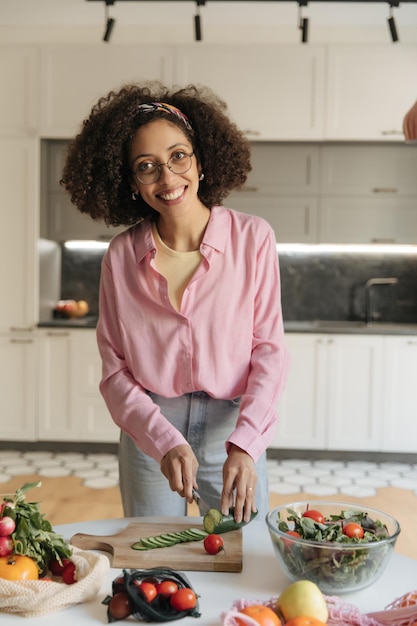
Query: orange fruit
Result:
<box><xmin>235</xmin><ymin>605</ymin><xmax>282</xmax><ymax>626</ymax></box>
<box><xmin>285</xmin><ymin>617</ymin><xmax>327</xmax><ymax>626</ymax></box>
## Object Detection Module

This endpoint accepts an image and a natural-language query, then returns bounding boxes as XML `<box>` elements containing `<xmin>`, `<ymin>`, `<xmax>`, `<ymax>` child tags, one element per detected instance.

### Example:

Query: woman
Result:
<box><xmin>61</xmin><ymin>82</ymin><xmax>289</xmax><ymax>523</ymax></box>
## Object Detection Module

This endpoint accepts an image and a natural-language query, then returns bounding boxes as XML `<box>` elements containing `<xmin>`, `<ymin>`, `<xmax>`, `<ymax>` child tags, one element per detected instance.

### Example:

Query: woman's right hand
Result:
<box><xmin>160</xmin><ymin>444</ymin><xmax>199</xmax><ymax>503</ymax></box>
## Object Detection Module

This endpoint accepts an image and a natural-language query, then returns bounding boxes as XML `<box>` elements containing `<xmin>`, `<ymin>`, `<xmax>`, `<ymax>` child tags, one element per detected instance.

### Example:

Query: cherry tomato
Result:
<box><xmin>136</xmin><ymin>580</ymin><xmax>157</xmax><ymax>602</ymax></box>
<box><xmin>62</xmin><ymin>561</ymin><xmax>77</xmax><ymax>584</ymax></box>
<box><xmin>203</xmin><ymin>534</ymin><xmax>224</xmax><ymax>555</ymax></box>
<box><xmin>343</xmin><ymin>522</ymin><xmax>365</xmax><ymax>539</ymax></box>
<box><xmin>302</xmin><ymin>509</ymin><xmax>325</xmax><ymax>524</ymax></box>
<box><xmin>49</xmin><ymin>557</ymin><xmax>72</xmax><ymax>576</ymax></box>
<box><xmin>156</xmin><ymin>579</ymin><xmax>179</xmax><ymax>597</ymax></box>
<box><xmin>170</xmin><ymin>587</ymin><xmax>197</xmax><ymax>611</ymax></box>
<box><xmin>108</xmin><ymin>592</ymin><xmax>133</xmax><ymax>620</ymax></box>
<box><xmin>282</xmin><ymin>530</ymin><xmax>301</xmax><ymax>550</ymax></box>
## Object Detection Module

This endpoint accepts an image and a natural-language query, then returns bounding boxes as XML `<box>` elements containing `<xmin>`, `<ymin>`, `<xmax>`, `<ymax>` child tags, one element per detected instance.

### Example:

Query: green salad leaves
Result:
<box><xmin>274</xmin><ymin>507</ymin><xmax>395</xmax><ymax>592</ymax></box>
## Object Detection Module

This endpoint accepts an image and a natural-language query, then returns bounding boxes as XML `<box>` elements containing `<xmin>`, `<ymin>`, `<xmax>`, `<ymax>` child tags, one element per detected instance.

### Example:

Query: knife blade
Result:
<box><xmin>192</xmin><ymin>489</ymin><xmax>210</xmax><ymax>515</ymax></box>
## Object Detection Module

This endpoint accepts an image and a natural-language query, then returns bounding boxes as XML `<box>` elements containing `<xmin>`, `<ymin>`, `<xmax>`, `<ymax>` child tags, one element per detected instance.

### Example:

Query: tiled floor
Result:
<box><xmin>1</xmin><ymin>450</ymin><xmax>417</xmax><ymax>497</ymax></box>
<box><xmin>267</xmin><ymin>458</ymin><xmax>417</xmax><ymax>498</ymax></box>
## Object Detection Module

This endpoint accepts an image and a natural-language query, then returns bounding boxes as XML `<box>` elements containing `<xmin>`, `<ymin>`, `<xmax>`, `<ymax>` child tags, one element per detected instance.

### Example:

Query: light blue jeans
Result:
<box><xmin>118</xmin><ymin>391</ymin><xmax>269</xmax><ymax>519</ymax></box>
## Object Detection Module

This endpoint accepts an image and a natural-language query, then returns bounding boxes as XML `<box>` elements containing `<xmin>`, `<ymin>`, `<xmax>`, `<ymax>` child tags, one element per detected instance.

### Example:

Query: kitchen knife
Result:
<box><xmin>192</xmin><ymin>489</ymin><xmax>210</xmax><ymax>515</ymax></box>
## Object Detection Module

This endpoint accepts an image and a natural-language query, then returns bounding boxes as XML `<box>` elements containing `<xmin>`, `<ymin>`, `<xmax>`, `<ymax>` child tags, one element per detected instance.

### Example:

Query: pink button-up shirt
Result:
<box><xmin>97</xmin><ymin>205</ymin><xmax>289</xmax><ymax>463</ymax></box>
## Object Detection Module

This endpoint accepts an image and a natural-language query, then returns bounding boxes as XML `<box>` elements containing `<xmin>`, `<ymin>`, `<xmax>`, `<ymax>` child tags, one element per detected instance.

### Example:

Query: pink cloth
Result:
<box><xmin>403</xmin><ymin>100</ymin><xmax>417</xmax><ymax>141</ymax></box>
<box><xmin>97</xmin><ymin>205</ymin><xmax>289</xmax><ymax>462</ymax></box>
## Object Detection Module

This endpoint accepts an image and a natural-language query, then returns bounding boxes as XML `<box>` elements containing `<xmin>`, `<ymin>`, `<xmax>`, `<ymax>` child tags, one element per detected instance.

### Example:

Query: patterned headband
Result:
<box><xmin>136</xmin><ymin>102</ymin><xmax>192</xmax><ymax>131</ymax></box>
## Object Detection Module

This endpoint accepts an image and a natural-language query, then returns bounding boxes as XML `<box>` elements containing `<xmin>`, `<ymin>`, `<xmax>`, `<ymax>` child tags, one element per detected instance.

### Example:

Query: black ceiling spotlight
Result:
<box><xmin>103</xmin><ymin>0</ymin><xmax>116</xmax><ymax>42</ymax></box>
<box><xmin>194</xmin><ymin>0</ymin><xmax>206</xmax><ymax>42</ymax></box>
<box><xmin>298</xmin><ymin>1</ymin><xmax>309</xmax><ymax>43</ymax></box>
<box><xmin>387</xmin><ymin>1</ymin><xmax>400</xmax><ymax>42</ymax></box>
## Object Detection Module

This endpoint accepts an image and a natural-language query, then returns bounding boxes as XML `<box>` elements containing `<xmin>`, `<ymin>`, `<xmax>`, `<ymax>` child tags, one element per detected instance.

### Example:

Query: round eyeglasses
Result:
<box><xmin>134</xmin><ymin>152</ymin><xmax>194</xmax><ymax>185</ymax></box>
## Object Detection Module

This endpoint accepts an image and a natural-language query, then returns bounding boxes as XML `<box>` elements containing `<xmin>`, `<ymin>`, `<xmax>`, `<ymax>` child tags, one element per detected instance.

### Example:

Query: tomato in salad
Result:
<box><xmin>343</xmin><ymin>522</ymin><xmax>365</xmax><ymax>539</ymax></box>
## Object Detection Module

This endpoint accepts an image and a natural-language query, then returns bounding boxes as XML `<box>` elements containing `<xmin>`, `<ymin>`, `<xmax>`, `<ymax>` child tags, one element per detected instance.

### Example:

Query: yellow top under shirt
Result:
<box><xmin>152</xmin><ymin>223</ymin><xmax>202</xmax><ymax>312</ymax></box>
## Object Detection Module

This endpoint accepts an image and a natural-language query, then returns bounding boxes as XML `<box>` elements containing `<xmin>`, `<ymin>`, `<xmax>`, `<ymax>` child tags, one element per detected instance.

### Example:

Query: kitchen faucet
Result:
<box><xmin>364</xmin><ymin>277</ymin><xmax>399</xmax><ymax>325</ymax></box>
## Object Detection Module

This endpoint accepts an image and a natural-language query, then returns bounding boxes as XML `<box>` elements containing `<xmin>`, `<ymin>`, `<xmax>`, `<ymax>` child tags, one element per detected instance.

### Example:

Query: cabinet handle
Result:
<box><xmin>371</xmin><ymin>238</ymin><xmax>396</xmax><ymax>244</ymax></box>
<box><xmin>372</xmin><ymin>187</ymin><xmax>398</xmax><ymax>193</ymax></box>
<box><xmin>407</xmin><ymin>340</ymin><xmax>417</xmax><ymax>345</ymax></box>
<box><xmin>10</xmin><ymin>326</ymin><xmax>33</xmax><ymax>332</ymax></box>
<box><xmin>380</xmin><ymin>130</ymin><xmax>403</xmax><ymax>136</ymax></box>
<box><xmin>243</xmin><ymin>130</ymin><xmax>261</xmax><ymax>137</ymax></box>
<box><xmin>10</xmin><ymin>338</ymin><xmax>33</xmax><ymax>344</ymax></box>
<box><xmin>46</xmin><ymin>331</ymin><xmax>70</xmax><ymax>337</ymax></box>
<box><xmin>239</xmin><ymin>186</ymin><xmax>259</xmax><ymax>193</ymax></box>
<box><xmin>304</xmin><ymin>205</ymin><xmax>310</xmax><ymax>235</ymax></box>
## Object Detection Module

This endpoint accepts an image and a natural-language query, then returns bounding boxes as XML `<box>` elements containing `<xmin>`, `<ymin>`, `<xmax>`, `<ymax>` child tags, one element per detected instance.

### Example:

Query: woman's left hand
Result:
<box><xmin>221</xmin><ymin>444</ymin><xmax>257</xmax><ymax>523</ymax></box>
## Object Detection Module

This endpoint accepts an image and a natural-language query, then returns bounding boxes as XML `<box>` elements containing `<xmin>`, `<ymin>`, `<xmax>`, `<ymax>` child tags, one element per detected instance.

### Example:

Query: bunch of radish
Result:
<box><xmin>0</xmin><ymin>501</ymin><xmax>16</xmax><ymax>558</ymax></box>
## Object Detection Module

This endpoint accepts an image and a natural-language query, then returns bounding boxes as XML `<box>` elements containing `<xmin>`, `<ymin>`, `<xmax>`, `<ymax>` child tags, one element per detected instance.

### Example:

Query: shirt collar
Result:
<box><xmin>132</xmin><ymin>205</ymin><xmax>230</xmax><ymax>262</ymax></box>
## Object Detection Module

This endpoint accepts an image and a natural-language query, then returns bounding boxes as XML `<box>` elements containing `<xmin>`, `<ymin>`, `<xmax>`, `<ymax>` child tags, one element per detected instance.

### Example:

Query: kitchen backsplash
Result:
<box><xmin>60</xmin><ymin>245</ymin><xmax>417</xmax><ymax>324</ymax></box>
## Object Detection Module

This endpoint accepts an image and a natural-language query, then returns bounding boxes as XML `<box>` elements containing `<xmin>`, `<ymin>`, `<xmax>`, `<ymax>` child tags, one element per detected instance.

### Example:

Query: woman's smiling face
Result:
<box><xmin>130</xmin><ymin>118</ymin><xmax>201</xmax><ymax>217</ymax></box>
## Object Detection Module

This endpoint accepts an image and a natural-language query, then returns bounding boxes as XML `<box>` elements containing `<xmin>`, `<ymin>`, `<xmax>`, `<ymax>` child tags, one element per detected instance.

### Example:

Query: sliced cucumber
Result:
<box><xmin>131</xmin><ymin>527</ymin><xmax>208</xmax><ymax>551</ymax></box>
<box><xmin>203</xmin><ymin>507</ymin><xmax>258</xmax><ymax>534</ymax></box>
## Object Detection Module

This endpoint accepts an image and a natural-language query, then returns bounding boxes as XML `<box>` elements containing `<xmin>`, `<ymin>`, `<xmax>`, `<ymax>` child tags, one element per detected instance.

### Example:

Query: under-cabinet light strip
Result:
<box><xmin>64</xmin><ymin>240</ymin><xmax>110</xmax><ymax>250</ymax></box>
<box><xmin>276</xmin><ymin>243</ymin><xmax>417</xmax><ymax>254</ymax></box>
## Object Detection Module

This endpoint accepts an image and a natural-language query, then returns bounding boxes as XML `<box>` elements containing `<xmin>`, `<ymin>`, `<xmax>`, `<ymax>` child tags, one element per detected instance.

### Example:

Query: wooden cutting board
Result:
<box><xmin>70</xmin><ymin>520</ymin><xmax>242</xmax><ymax>572</ymax></box>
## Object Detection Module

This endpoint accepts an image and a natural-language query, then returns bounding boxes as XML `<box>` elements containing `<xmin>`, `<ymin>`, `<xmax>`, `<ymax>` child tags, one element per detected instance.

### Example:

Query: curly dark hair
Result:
<box><xmin>60</xmin><ymin>81</ymin><xmax>252</xmax><ymax>226</ymax></box>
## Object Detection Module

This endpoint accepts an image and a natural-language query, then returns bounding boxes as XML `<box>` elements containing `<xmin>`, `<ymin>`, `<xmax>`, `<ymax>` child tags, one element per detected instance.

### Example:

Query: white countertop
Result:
<box><xmin>5</xmin><ymin>516</ymin><xmax>417</xmax><ymax>624</ymax></box>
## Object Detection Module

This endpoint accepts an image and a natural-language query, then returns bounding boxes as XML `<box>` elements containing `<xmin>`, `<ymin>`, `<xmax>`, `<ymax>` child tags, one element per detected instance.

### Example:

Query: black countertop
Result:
<box><xmin>38</xmin><ymin>315</ymin><xmax>98</xmax><ymax>329</ymax></box>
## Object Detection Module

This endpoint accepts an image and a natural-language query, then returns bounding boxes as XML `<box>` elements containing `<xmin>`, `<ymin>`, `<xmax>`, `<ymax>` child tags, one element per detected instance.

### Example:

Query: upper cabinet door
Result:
<box><xmin>175</xmin><ymin>45</ymin><xmax>325</xmax><ymax>140</ymax></box>
<box><xmin>0</xmin><ymin>46</ymin><xmax>38</xmax><ymax>137</ymax></box>
<box><xmin>40</xmin><ymin>45</ymin><xmax>175</xmax><ymax>138</ymax></box>
<box><xmin>325</xmin><ymin>45</ymin><xmax>417</xmax><ymax>141</ymax></box>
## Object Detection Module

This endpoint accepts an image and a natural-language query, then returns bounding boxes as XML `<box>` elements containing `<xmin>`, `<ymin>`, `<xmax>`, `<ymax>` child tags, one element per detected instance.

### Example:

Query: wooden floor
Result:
<box><xmin>2</xmin><ymin>473</ymin><xmax>416</xmax><ymax>560</ymax></box>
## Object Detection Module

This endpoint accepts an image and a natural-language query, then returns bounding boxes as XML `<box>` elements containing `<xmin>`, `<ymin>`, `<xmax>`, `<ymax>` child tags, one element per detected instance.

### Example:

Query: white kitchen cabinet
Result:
<box><xmin>0</xmin><ymin>333</ymin><xmax>37</xmax><ymax>441</ymax></box>
<box><xmin>325</xmin><ymin>45</ymin><xmax>417</xmax><ymax>141</ymax></box>
<box><xmin>326</xmin><ymin>335</ymin><xmax>384</xmax><ymax>451</ymax></box>
<box><xmin>37</xmin><ymin>330</ymin><xmax>72</xmax><ymax>440</ymax></box>
<box><xmin>382</xmin><ymin>336</ymin><xmax>417</xmax><ymax>453</ymax></box>
<box><xmin>0</xmin><ymin>46</ymin><xmax>38</xmax><ymax>137</ymax></box>
<box><xmin>175</xmin><ymin>45</ymin><xmax>325</xmax><ymax>140</ymax></box>
<box><xmin>319</xmin><ymin>197</ymin><xmax>417</xmax><ymax>244</ymax></box>
<box><xmin>321</xmin><ymin>144</ymin><xmax>417</xmax><ymax>196</ymax></box>
<box><xmin>273</xmin><ymin>333</ymin><xmax>384</xmax><ymax>451</ymax></box>
<box><xmin>225</xmin><ymin>143</ymin><xmax>320</xmax><ymax>243</ymax></box>
<box><xmin>226</xmin><ymin>195</ymin><xmax>319</xmax><ymax>244</ymax></box>
<box><xmin>40</xmin><ymin>45</ymin><xmax>175</xmax><ymax>138</ymax></box>
<box><xmin>233</xmin><ymin>143</ymin><xmax>321</xmax><ymax>196</ymax></box>
<box><xmin>0</xmin><ymin>137</ymin><xmax>39</xmax><ymax>332</ymax></box>
<box><xmin>70</xmin><ymin>331</ymin><xmax>119</xmax><ymax>443</ymax></box>
<box><xmin>37</xmin><ymin>330</ymin><xmax>119</xmax><ymax>443</ymax></box>
<box><xmin>274</xmin><ymin>334</ymin><xmax>327</xmax><ymax>449</ymax></box>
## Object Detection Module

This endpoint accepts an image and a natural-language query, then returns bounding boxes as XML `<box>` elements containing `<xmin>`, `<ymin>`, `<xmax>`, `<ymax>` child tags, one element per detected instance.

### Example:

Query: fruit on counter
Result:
<box><xmin>1</xmin><ymin>481</ymin><xmax>72</xmax><ymax>575</ymax></box>
<box><xmin>169</xmin><ymin>587</ymin><xmax>197</xmax><ymax>611</ymax></box>
<box><xmin>275</xmin><ymin>581</ymin><xmax>328</xmax><ymax>623</ymax></box>
<box><xmin>108</xmin><ymin>591</ymin><xmax>133</xmax><ymax>621</ymax></box>
<box><xmin>203</xmin><ymin>533</ymin><xmax>225</xmax><ymax>554</ymax></box>
<box><xmin>235</xmin><ymin>605</ymin><xmax>281</xmax><ymax>626</ymax></box>
<box><xmin>284</xmin><ymin>618</ymin><xmax>327</xmax><ymax>626</ymax></box>
<box><xmin>54</xmin><ymin>299</ymin><xmax>89</xmax><ymax>318</ymax></box>
<box><xmin>0</xmin><ymin>554</ymin><xmax>39</xmax><ymax>580</ymax></box>
<box><xmin>103</xmin><ymin>567</ymin><xmax>201</xmax><ymax>623</ymax></box>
